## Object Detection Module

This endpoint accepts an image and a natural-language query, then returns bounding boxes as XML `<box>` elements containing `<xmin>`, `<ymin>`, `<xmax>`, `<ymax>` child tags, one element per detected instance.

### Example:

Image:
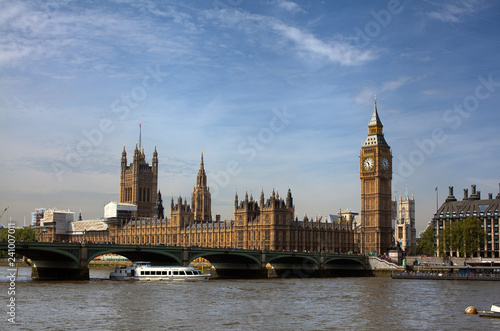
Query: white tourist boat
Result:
<box><xmin>109</xmin><ymin>265</ymin><xmax>136</xmax><ymax>280</ymax></box>
<box><xmin>110</xmin><ymin>261</ymin><xmax>211</xmax><ymax>281</ymax></box>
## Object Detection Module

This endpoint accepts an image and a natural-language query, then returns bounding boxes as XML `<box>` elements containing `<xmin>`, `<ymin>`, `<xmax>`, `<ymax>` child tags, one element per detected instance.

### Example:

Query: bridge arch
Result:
<box><xmin>266</xmin><ymin>254</ymin><xmax>321</xmax><ymax>278</ymax></box>
<box><xmin>187</xmin><ymin>249</ymin><xmax>264</xmax><ymax>279</ymax></box>
<box><xmin>87</xmin><ymin>246</ymin><xmax>182</xmax><ymax>266</ymax></box>
<box><xmin>14</xmin><ymin>246</ymin><xmax>81</xmax><ymax>266</ymax></box>
<box><xmin>266</xmin><ymin>254</ymin><xmax>320</xmax><ymax>268</ymax></box>
<box><xmin>324</xmin><ymin>257</ymin><xmax>365</xmax><ymax>270</ymax></box>
<box><xmin>187</xmin><ymin>251</ymin><xmax>261</xmax><ymax>266</ymax></box>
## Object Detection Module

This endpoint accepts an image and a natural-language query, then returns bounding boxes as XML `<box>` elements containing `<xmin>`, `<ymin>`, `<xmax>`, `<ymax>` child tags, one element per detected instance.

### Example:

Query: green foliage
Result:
<box><xmin>437</xmin><ymin>217</ymin><xmax>485</xmax><ymax>257</ymax></box>
<box><xmin>416</xmin><ymin>226</ymin><xmax>435</xmax><ymax>256</ymax></box>
<box><xmin>0</xmin><ymin>227</ymin><xmax>36</xmax><ymax>258</ymax></box>
<box><xmin>0</xmin><ymin>227</ymin><xmax>36</xmax><ymax>242</ymax></box>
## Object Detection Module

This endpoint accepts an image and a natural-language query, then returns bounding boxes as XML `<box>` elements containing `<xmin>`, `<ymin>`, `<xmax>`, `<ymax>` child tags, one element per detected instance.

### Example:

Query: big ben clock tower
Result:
<box><xmin>360</xmin><ymin>98</ymin><xmax>392</xmax><ymax>255</ymax></box>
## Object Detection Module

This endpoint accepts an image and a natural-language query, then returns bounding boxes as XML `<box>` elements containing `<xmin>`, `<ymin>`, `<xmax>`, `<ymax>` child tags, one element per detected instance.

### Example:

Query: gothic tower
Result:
<box><xmin>192</xmin><ymin>152</ymin><xmax>212</xmax><ymax>221</ymax></box>
<box><xmin>360</xmin><ymin>99</ymin><xmax>392</xmax><ymax>254</ymax></box>
<box><xmin>153</xmin><ymin>190</ymin><xmax>164</xmax><ymax>219</ymax></box>
<box><xmin>395</xmin><ymin>192</ymin><xmax>416</xmax><ymax>254</ymax></box>
<box><xmin>119</xmin><ymin>144</ymin><xmax>158</xmax><ymax>218</ymax></box>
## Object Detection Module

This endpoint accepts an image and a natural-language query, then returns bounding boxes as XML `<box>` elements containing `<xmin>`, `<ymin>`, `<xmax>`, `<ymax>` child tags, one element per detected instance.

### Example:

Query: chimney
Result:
<box><xmin>446</xmin><ymin>186</ymin><xmax>457</xmax><ymax>202</ymax></box>
<box><xmin>489</xmin><ymin>193</ymin><xmax>493</xmax><ymax>200</ymax></box>
<box><xmin>463</xmin><ymin>189</ymin><xmax>469</xmax><ymax>200</ymax></box>
<box><xmin>470</xmin><ymin>184</ymin><xmax>480</xmax><ymax>200</ymax></box>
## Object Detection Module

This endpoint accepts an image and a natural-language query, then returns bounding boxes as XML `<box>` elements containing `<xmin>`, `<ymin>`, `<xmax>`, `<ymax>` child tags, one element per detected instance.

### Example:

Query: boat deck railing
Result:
<box><xmin>392</xmin><ymin>271</ymin><xmax>500</xmax><ymax>280</ymax></box>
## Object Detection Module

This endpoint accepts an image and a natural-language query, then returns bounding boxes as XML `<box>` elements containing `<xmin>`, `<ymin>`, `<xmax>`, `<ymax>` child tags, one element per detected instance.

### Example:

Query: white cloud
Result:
<box><xmin>204</xmin><ymin>9</ymin><xmax>377</xmax><ymax>66</ymax></box>
<box><xmin>427</xmin><ymin>0</ymin><xmax>482</xmax><ymax>23</ymax></box>
<box><xmin>270</xmin><ymin>22</ymin><xmax>376</xmax><ymax>66</ymax></box>
<box><xmin>276</xmin><ymin>0</ymin><xmax>305</xmax><ymax>14</ymax></box>
<box><xmin>381</xmin><ymin>76</ymin><xmax>411</xmax><ymax>92</ymax></box>
<box><xmin>0</xmin><ymin>1</ymin><xmax>198</xmax><ymax>70</ymax></box>
<box><xmin>353</xmin><ymin>76</ymin><xmax>411</xmax><ymax>105</ymax></box>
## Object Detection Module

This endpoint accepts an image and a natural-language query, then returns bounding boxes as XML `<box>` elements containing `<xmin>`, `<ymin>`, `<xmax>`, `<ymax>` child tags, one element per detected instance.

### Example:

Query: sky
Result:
<box><xmin>1</xmin><ymin>0</ymin><xmax>499</xmax><ymax>232</ymax></box>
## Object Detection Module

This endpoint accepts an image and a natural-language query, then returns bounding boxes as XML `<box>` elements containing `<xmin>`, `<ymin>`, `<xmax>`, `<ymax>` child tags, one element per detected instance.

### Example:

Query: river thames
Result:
<box><xmin>2</xmin><ymin>266</ymin><xmax>500</xmax><ymax>330</ymax></box>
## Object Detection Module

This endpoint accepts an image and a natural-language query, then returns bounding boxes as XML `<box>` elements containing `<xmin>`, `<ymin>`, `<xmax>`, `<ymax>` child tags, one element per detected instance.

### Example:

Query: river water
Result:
<box><xmin>2</xmin><ymin>266</ymin><xmax>500</xmax><ymax>330</ymax></box>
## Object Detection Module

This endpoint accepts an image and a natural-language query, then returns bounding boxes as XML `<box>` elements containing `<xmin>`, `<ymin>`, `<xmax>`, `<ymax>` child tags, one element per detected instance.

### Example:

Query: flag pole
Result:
<box><xmin>435</xmin><ymin>187</ymin><xmax>438</xmax><ymax>211</ymax></box>
<box><xmin>139</xmin><ymin>121</ymin><xmax>142</xmax><ymax>150</ymax></box>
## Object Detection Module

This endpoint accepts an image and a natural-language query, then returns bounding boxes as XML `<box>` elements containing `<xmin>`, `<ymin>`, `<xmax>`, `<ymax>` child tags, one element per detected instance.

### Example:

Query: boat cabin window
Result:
<box><xmin>185</xmin><ymin>271</ymin><xmax>194</xmax><ymax>275</ymax></box>
<box><xmin>162</xmin><ymin>271</ymin><xmax>167</xmax><ymax>275</ymax></box>
<box><xmin>173</xmin><ymin>271</ymin><xmax>179</xmax><ymax>276</ymax></box>
<box><xmin>144</xmin><ymin>271</ymin><xmax>151</xmax><ymax>275</ymax></box>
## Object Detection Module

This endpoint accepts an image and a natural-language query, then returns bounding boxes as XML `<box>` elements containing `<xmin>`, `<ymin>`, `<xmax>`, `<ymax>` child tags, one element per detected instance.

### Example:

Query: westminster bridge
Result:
<box><xmin>0</xmin><ymin>242</ymin><xmax>369</xmax><ymax>280</ymax></box>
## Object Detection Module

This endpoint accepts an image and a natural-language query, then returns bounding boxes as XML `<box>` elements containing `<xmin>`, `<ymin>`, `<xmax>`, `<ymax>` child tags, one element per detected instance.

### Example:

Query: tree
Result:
<box><xmin>0</xmin><ymin>227</ymin><xmax>35</xmax><ymax>242</ymax></box>
<box><xmin>457</xmin><ymin>217</ymin><xmax>485</xmax><ymax>257</ymax></box>
<box><xmin>0</xmin><ymin>227</ymin><xmax>36</xmax><ymax>258</ymax></box>
<box><xmin>437</xmin><ymin>217</ymin><xmax>485</xmax><ymax>257</ymax></box>
<box><xmin>416</xmin><ymin>225</ymin><xmax>435</xmax><ymax>256</ymax></box>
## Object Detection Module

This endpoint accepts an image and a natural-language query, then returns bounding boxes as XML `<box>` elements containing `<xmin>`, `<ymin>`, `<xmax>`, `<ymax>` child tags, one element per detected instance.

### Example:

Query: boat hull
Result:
<box><xmin>478</xmin><ymin>311</ymin><xmax>500</xmax><ymax>318</ymax></box>
<box><xmin>109</xmin><ymin>275</ymin><xmax>135</xmax><ymax>281</ymax></box>
<box><xmin>477</xmin><ymin>304</ymin><xmax>500</xmax><ymax>318</ymax></box>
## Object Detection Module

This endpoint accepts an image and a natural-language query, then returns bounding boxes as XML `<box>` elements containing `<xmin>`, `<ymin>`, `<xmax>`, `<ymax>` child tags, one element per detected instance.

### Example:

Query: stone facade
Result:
<box><xmin>119</xmin><ymin>145</ymin><xmax>158</xmax><ymax>218</ymax></box>
<box><xmin>359</xmin><ymin>100</ymin><xmax>393</xmax><ymax>255</ymax></box>
<box><xmin>394</xmin><ymin>193</ymin><xmax>416</xmax><ymax>254</ymax></box>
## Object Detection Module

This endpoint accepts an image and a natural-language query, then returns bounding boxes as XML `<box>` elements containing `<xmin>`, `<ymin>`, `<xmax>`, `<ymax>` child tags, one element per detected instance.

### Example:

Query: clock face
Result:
<box><xmin>363</xmin><ymin>157</ymin><xmax>374</xmax><ymax>171</ymax></box>
<box><xmin>381</xmin><ymin>157</ymin><xmax>390</xmax><ymax>170</ymax></box>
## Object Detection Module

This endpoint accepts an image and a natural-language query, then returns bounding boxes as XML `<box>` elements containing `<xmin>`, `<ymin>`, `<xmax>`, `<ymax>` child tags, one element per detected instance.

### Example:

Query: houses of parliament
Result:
<box><xmin>36</xmin><ymin>102</ymin><xmax>393</xmax><ymax>255</ymax></box>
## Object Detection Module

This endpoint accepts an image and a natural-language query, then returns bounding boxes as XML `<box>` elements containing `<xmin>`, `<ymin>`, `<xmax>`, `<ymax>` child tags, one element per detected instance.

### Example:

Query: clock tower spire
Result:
<box><xmin>360</xmin><ymin>98</ymin><xmax>393</xmax><ymax>255</ymax></box>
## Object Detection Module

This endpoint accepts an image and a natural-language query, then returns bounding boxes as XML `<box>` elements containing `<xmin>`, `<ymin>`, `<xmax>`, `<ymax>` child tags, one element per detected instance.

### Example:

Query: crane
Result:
<box><xmin>0</xmin><ymin>206</ymin><xmax>8</xmax><ymax>220</ymax></box>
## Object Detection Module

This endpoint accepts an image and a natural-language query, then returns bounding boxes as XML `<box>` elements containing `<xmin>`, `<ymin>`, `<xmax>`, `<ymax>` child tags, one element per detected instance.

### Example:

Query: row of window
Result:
<box><xmin>140</xmin><ymin>270</ymin><xmax>200</xmax><ymax>276</ymax></box>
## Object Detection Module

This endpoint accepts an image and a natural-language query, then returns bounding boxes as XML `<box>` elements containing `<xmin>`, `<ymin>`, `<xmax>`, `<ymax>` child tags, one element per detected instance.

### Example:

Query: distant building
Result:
<box><xmin>35</xmin><ymin>209</ymin><xmax>109</xmax><ymax>242</ymax></box>
<box><xmin>431</xmin><ymin>184</ymin><xmax>500</xmax><ymax>258</ymax></box>
<box><xmin>104</xmin><ymin>202</ymin><xmax>137</xmax><ymax>219</ymax></box>
<box><xmin>393</xmin><ymin>193</ymin><xmax>416</xmax><ymax>254</ymax></box>
<box><xmin>38</xmin><ymin>210</ymin><xmax>75</xmax><ymax>235</ymax></box>
<box><xmin>31</xmin><ymin>208</ymin><xmax>46</xmax><ymax>226</ymax></box>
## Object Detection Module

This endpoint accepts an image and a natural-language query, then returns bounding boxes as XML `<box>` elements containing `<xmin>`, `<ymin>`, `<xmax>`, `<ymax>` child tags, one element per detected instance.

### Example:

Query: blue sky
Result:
<box><xmin>1</xmin><ymin>0</ymin><xmax>499</xmax><ymax>232</ymax></box>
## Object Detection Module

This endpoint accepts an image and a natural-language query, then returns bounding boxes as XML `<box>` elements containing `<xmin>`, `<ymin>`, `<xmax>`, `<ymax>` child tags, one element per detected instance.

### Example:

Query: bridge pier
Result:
<box><xmin>31</xmin><ymin>243</ymin><xmax>89</xmax><ymax>281</ymax></box>
<box><xmin>31</xmin><ymin>261</ymin><xmax>89</xmax><ymax>281</ymax></box>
